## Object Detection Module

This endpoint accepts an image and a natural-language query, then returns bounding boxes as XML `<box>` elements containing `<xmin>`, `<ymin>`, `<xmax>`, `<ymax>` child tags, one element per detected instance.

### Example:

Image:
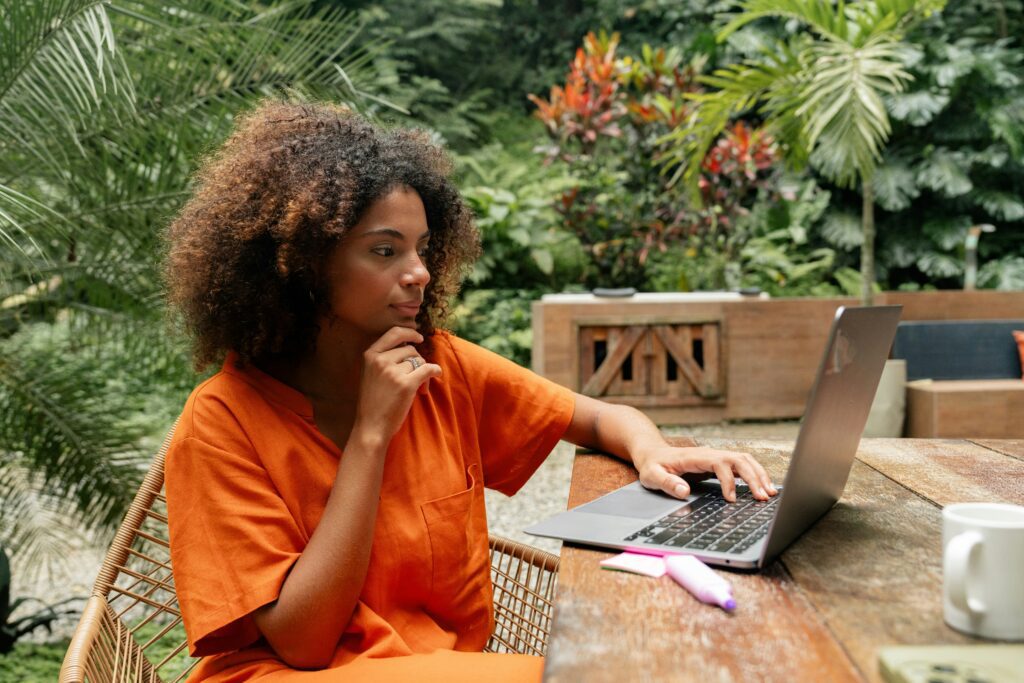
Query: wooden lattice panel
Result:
<box><xmin>578</xmin><ymin>323</ymin><xmax>724</xmax><ymax>407</ymax></box>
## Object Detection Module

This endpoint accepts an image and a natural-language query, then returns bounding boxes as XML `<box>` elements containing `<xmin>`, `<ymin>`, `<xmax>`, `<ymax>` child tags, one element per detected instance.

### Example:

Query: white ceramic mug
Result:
<box><xmin>943</xmin><ymin>502</ymin><xmax>1024</xmax><ymax>641</ymax></box>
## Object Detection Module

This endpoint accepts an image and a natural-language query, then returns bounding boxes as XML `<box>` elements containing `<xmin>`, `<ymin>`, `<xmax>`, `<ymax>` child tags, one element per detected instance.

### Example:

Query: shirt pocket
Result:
<box><xmin>420</xmin><ymin>462</ymin><xmax>491</xmax><ymax>639</ymax></box>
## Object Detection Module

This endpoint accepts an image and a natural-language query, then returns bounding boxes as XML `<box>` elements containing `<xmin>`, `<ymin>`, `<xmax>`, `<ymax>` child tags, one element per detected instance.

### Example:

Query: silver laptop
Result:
<box><xmin>525</xmin><ymin>305</ymin><xmax>903</xmax><ymax>569</ymax></box>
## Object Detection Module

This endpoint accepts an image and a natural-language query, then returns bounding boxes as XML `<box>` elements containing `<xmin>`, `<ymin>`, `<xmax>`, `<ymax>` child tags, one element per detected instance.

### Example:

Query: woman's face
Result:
<box><xmin>322</xmin><ymin>186</ymin><xmax>431</xmax><ymax>343</ymax></box>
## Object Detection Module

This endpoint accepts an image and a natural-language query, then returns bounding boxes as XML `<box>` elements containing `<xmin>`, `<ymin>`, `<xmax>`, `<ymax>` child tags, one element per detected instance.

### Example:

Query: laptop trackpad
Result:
<box><xmin>576</xmin><ymin>483</ymin><xmax>683</xmax><ymax>518</ymax></box>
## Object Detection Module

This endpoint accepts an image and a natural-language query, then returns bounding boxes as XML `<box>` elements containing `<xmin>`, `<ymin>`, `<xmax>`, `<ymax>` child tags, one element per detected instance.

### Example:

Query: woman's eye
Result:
<box><xmin>372</xmin><ymin>246</ymin><xmax>394</xmax><ymax>257</ymax></box>
<box><xmin>417</xmin><ymin>245</ymin><xmax>430</xmax><ymax>257</ymax></box>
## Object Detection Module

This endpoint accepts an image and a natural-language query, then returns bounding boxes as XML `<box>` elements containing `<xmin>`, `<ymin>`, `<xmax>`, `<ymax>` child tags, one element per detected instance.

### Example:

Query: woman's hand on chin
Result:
<box><xmin>352</xmin><ymin>326</ymin><xmax>441</xmax><ymax>444</ymax></box>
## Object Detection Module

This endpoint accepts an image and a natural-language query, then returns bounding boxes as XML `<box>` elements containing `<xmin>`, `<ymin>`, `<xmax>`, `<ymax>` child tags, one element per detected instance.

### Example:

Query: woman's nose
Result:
<box><xmin>403</xmin><ymin>255</ymin><xmax>430</xmax><ymax>286</ymax></box>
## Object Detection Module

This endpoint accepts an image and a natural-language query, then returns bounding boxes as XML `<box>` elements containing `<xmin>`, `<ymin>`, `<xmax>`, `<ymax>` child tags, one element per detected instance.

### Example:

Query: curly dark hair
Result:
<box><xmin>164</xmin><ymin>100</ymin><xmax>480</xmax><ymax>370</ymax></box>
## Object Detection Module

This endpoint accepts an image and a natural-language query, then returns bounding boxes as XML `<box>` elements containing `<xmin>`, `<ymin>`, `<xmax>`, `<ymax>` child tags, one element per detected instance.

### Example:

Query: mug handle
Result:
<box><xmin>944</xmin><ymin>531</ymin><xmax>986</xmax><ymax>615</ymax></box>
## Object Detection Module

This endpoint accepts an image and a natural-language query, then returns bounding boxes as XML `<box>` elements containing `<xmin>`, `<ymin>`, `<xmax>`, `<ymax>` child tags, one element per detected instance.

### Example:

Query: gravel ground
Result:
<box><xmin>12</xmin><ymin>420</ymin><xmax>799</xmax><ymax>642</ymax></box>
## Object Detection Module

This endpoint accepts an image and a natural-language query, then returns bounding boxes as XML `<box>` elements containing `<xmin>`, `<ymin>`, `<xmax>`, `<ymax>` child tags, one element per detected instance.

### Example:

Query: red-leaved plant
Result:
<box><xmin>529</xmin><ymin>32</ymin><xmax>780</xmax><ymax>288</ymax></box>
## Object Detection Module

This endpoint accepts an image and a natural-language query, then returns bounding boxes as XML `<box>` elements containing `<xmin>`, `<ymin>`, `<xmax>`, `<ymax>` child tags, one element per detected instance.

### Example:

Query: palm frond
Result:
<box><xmin>0</xmin><ymin>0</ymin><xmax>391</xmax><ymax>578</ymax></box>
<box><xmin>718</xmin><ymin>0</ymin><xmax>849</xmax><ymax>43</ymax></box>
<box><xmin>0</xmin><ymin>457</ymin><xmax>103</xmax><ymax>589</ymax></box>
<box><xmin>668</xmin><ymin>2</ymin><xmax>928</xmax><ymax>195</ymax></box>
<box><xmin>4</xmin><ymin>0</ymin><xmax>385</xmax><ymax>307</ymax></box>
<box><xmin>0</xmin><ymin>326</ymin><xmax>152</xmax><ymax>538</ymax></box>
<box><xmin>855</xmin><ymin>0</ymin><xmax>948</xmax><ymax>40</ymax></box>
<box><xmin>0</xmin><ymin>186</ymin><xmax>64</xmax><ymax>260</ymax></box>
<box><xmin>0</xmin><ymin>1</ymin><xmax>135</xmax><ymax>163</ymax></box>
<box><xmin>0</xmin><ymin>0</ymin><xmax>135</xmax><ymax>251</ymax></box>
<box><xmin>799</xmin><ymin>37</ymin><xmax>913</xmax><ymax>185</ymax></box>
<box><xmin>110</xmin><ymin>1</ymin><xmax>378</xmax><ymax>119</ymax></box>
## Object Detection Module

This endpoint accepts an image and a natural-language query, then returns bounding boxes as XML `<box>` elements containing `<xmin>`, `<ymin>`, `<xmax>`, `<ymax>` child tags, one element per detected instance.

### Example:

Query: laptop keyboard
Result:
<box><xmin>623</xmin><ymin>491</ymin><xmax>780</xmax><ymax>554</ymax></box>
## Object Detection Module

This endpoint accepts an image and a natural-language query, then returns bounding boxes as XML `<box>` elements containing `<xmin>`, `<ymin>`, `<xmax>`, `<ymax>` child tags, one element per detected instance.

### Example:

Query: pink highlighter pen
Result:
<box><xmin>664</xmin><ymin>555</ymin><xmax>737</xmax><ymax>611</ymax></box>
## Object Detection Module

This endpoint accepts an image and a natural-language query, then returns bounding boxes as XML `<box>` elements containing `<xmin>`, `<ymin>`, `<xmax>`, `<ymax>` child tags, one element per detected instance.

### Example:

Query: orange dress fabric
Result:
<box><xmin>164</xmin><ymin>331</ymin><xmax>575</xmax><ymax>682</ymax></box>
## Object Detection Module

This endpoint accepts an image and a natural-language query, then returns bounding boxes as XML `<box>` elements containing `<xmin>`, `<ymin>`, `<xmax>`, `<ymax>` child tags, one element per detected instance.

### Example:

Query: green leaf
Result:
<box><xmin>922</xmin><ymin>215</ymin><xmax>971</xmax><ymax>250</ymax></box>
<box><xmin>489</xmin><ymin>203</ymin><xmax>510</xmax><ymax>222</ymax></box>
<box><xmin>987</xmin><ymin>97</ymin><xmax>1024</xmax><ymax>158</ymax></box>
<box><xmin>916</xmin><ymin>252</ymin><xmax>962</xmax><ymax>278</ymax></box>
<box><xmin>931</xmin><ymin>43</ymin><xmax>975</xmax><ymax>87</ymax></box>
<box><xmin>821</xmin><ymin>210</ymin><xmax>863</xmax><ymax>249</ymax></box>
<box><xmin>884</xmin><ymin>239</ymin><xmax>923</xmax><ymax>268</ymax></box>
<box><xmin>531</xmin><ymin>248</ymin><xmax>554</xmax><ymax>275</ymax></box>
<box><xmin>834</xmin><ymin>267</ymin><xmax>863</xmax><ymax>297</ymax></box>
<box><xmin>978</xmin><ymin>256</ymin><xmax>1024</xmax><ymax>291</ymax></box>
<box><xmin>490</xmin><ymin>188</ymin><xmax>516</xmax><ymax>204</ymax></box>
<box><xmin>796</xmin><ymin>37</ymin><xmax>911</xmax><ymax>185</ymax></box>
<box><xmin>788</xmin><ymin>224</ymin><xmax>808</xmax><ymax>243</ymax></box>
<box><xmin>872</xmin><ymin>160</ymin><xmax>919</xmax><ymax>211</ymax></box>
<box><xmin>885</xmin><ymin>89</ymin><xmax>949</xmax><ymax>126</ymax></box>
<box><xmin>975</xmin><ymin>191</ymin><xmax>1024</xmax><ymax>221</ymax></box>
<box><xmin>723</xmin><ymin>25</ymin><xmax>774</xmax><ymax>56</ymax></box>
<box><xmin>915</xmin><ymin>149</ymin><xmax>972</xmax><ymax>197</ymax></box>
<box><xmin>969</xmin><ymin>145</ymin><xmax>1010</xmax><ymax>169</ymax></box>
<box><xmin>0</xmin><ymin>1</ymin><xmax>135</xmax><ymax>256</ymax></box>
<box><xmin>508</xmin><ymin>227</ymin><xmax>531</xmax><ymax>246</ymax></box>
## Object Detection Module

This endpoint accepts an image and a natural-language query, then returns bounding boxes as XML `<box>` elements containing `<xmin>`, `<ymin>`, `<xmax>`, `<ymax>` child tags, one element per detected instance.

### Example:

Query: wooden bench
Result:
<box><xmin>893</xmin><ymin>320</ymin><xmax>1024</xmax><ymax>438</ymax></box>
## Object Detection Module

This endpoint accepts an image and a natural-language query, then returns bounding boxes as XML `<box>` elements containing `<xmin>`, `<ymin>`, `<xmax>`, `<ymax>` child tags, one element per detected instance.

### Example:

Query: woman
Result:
<box><xmin>163</xmin><ymin>101</ymin><xmax>776</xmax><ymax>682</ymax></box>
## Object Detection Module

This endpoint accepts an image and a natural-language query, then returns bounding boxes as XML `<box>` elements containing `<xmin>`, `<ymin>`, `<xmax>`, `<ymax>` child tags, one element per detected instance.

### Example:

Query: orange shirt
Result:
<box><xmin>165</xmin><ymin>331</ymin><xmax>574</xmax><ymax>681</ymax></box>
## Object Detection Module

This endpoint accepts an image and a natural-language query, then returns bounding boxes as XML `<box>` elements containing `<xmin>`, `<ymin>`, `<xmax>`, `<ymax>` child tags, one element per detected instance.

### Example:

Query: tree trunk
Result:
<box><xmin>861</xmin><ymin>174</ymin><xmax>876</xmax><ymax>306</ymax></box>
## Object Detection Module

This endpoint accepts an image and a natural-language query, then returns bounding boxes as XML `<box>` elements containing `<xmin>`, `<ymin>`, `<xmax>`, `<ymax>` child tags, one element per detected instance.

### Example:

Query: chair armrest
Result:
<box><xmin>486</xmin><ymin>534</ymin><xmax>561</xmax><ymax>656</ymax></box>
<box><xmin>60</xmin><ymin>595</ymin><xmax>159</xmax><ymax>683</ymax></box>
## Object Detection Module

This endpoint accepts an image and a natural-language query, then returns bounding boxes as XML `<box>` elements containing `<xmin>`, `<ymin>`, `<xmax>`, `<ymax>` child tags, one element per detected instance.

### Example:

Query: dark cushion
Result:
<box><xmin>892</xmin><ymin>320</ymin><xmax>1024</xmax><ymax>381</ymax></box>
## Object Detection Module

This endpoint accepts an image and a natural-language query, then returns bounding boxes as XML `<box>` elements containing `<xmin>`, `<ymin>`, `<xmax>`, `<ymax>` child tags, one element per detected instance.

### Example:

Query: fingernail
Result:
<box><xmin>674</xmin><ymin>484</ymin><xmax>688</xmax><ymax>498</ymax></box>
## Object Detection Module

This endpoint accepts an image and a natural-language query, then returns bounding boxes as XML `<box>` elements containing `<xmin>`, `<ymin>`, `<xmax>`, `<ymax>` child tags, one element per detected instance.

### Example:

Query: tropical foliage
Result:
<box><xmin>845</xmin><ymin>0</ymin><xmax>1024</xmax><ymax>290</ymax></box>
<box><xmin>664</xmin><ymin>0</ymin><xmax>948</xmax><ymax>304</ymax></box>
<box><xmin>450</xmin><ymin>288</ymin><xmax>538</xmax><ymax>367</ymax></box>
<box><xmin>528</xmin><ymin>31</ymin><xmax>783</xmax><ymax>288</ymax></box>
<box><xmin>0</xmin><ymin>0</ymin><xmax>384</xmax><ymax>596</ymax></box>
<box><xmin>456</xmin><ymin>136</ymin><xmax>585</xmax><ymax>290</ymax></box>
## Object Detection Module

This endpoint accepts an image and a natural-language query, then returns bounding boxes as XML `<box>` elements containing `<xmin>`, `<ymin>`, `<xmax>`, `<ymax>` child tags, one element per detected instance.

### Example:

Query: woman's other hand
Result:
<box><xmin>633</xmin><ymin>445</ymin><xmax>778</xmax><ymax>503</ymax></box>
<box><xmin>564</xmin><ymin>394</ymin><xmax>777</xmax><ymax>503</ymax></box>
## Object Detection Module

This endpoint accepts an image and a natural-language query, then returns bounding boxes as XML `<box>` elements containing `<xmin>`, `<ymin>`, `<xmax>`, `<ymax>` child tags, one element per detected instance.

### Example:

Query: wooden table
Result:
<box><xmin>543</xmin><ymin>438</ymin><xmax>1024</xmax><ymax>683</ymax></box>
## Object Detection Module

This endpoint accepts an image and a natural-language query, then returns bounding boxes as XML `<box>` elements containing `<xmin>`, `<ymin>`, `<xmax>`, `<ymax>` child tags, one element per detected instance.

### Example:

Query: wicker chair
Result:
<box><xmin>60</xmin><ymin>426</ymin><xmax>560</xmax><ymax>683</ymax></box>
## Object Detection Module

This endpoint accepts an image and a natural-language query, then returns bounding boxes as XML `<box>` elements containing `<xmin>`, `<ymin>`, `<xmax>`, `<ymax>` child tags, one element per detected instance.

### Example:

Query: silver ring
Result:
<box><xmin>404</xmin><ymin>356</ymin><xmax>423</xmax><ymax>371</ymax></box>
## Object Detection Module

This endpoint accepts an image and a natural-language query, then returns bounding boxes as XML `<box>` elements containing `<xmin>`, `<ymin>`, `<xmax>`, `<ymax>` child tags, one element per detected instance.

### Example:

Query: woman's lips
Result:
<box><xmin>391</xmin><ymin>303</ymin><xmax>420</xmax><ymax>316</ymax></box>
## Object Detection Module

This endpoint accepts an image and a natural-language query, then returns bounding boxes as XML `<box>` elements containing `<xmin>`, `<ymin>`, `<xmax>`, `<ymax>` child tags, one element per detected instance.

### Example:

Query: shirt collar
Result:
<box><xmin>221</xmin><ymin>351</ymin><xmax>315</xmax><ymax>421</ymax></box>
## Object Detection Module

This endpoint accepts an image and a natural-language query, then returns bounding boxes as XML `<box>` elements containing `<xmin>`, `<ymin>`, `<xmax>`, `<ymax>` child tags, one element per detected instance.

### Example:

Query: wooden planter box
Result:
<box><xmin>906</xmin><ymin>379</ymin><xmax>1024</xmax><ymax>438</ymax></box>
<box><xmin>532</xmin><ymin>290</ymin><xmax>1024</xmax><ymax>425</ymax></box>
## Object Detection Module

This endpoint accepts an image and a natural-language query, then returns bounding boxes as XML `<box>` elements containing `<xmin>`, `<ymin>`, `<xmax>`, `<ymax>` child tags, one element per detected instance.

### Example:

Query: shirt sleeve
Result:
<box><xmin>165</xmin><ymin>434</ymin><xmax>304</xmax><ymax>657</ymax></box>
<box><xmin>443</xmin><ymin>334</ymin><xmax>576</xmax><ymax>496</ymax></box>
